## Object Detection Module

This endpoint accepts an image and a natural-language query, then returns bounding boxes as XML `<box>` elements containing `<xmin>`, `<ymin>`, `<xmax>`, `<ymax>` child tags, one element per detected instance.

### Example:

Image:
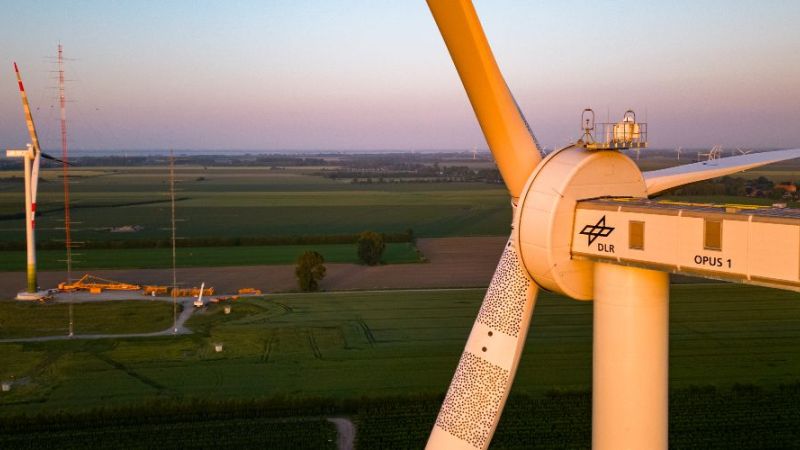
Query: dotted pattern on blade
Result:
<box><xmin>435</xmin><ymin>352</ymin><xmax>510</xmax><ymax>449</ymax></box>
<box><xmin>477</xmin><ymin>242</ymin><xmax>530</xmax><ymax>338</ymax></box>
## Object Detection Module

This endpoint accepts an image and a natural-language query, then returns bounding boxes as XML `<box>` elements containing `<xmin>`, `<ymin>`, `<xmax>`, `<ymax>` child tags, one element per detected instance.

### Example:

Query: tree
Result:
<box><xmin>295</xmin><ymin>251</ymin><xmax>326</xmax><ymax>292</ymax></box>
<box><xmin>405</xmin><ymin>228</ymin><xmax>416</xmax><ymax>244</ymax></box>
<box><xmin>357</xmin><ymin>231</ymin><xmax>386</xmax><ymax>266</ymax></box>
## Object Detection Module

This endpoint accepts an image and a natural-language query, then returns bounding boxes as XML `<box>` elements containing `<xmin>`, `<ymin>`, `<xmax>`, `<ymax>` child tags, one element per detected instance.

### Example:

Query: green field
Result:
<box><xmin>4</xmin><ymin>386</ymin><xmax>800</xmax><ymax>449</ymax></box>
<box><xmin>1</xmin><ymin>284</ymin><xmax>800</xmax><ymax>416</ymax></box>
<box><xmin>1</xmin><ymin>284</ymin><xmax>799</xmax><ymax>447</ymax></box>
<box><xmin>0</xmin><ymin>242</ymin><xmax>422</xmax><ymax>271</ymax></box>
<box><xmin>0</xmin><ymin>412</ymin><xmax>338</xmax><ymax>449</ymax></box>
<box><xmin>0</xmin><ymin>167</ymin><xmax>511</xmax><ymax>248</ymax></box>
<box><xmin>0</xmin><ymin>301</ymin><xmax>176</xmax><ymax>338</ymax></box>
<box><xmin>2</xmin><ymin>163</ymin><xmax>797</xmax><ymax>257</ymax></box>
<box><xmin>354</xmin><ymin>386</ymin><xmax>800</xmax><ymax>449</ymax></box>
<box><xmin>657</xmin><ymin>194</ymin><xmax>785</xmax><ymax>206</ymax></box>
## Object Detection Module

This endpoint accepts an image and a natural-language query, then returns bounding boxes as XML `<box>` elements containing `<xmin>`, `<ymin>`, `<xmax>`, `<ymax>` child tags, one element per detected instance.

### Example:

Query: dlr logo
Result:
<box><xmin>598</xmin><ymin>243</ymin><xmax>615</xmax><ymax>253</ymax></box>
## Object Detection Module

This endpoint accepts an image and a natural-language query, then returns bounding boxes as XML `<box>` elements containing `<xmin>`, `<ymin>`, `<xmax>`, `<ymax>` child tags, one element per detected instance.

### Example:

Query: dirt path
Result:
<box><xmin>0</xmin><ymin>237</ymin><xmax>508</xmax><ymax>298</ymax></box>
<box><xmin>327</xmin><ymin>417</ymin><xmax>356</xmax><ymax>450</ymax></box>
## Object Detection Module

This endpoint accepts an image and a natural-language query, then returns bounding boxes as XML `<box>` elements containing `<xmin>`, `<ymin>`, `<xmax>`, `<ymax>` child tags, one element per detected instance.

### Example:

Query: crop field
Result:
<box><xmin>656</xmin><ymin>194</ymin><xmax>782</xmax><ymax>206</ymax></box>
<box><xmin>1</xmin><ymin>284</ymin><xmax>799</xmax><ymax>414</ymax></box>
<box><xmin>0</xmin><ymin>412</ymin><xmax>338</xmax><ymax>449</ymax></box>
<box><xmin>2</xmin><ymin>387</ymin><xmax>800</xmax><ymax>449</ymax></box>
<box><xmin>0</xmin><ymin>167</ymin><xmax>511</xmax><ymax>248</ymax></box>
<box><xmin>0</xmin><ymin>284</ymin><xmax>799</xmax><ymax>447</ymax></box>
<box><xmin>0</xmin><ymin>300</ymin><xmax>176</xmax><ymax>339</ymax></box>
<box><xmin>0</xmin><ymin>242</ymin><xmax>421</xmax><ymax>271</ymax></box>
<box><xmin>2</xmin><ymin>162</ymin><xmax>797</xmax><ymax>255</ymax></box>
<box><xmin>353</xmin><ymin>386</ymin><xmax>800</xmax><ymax>449</ymax></box>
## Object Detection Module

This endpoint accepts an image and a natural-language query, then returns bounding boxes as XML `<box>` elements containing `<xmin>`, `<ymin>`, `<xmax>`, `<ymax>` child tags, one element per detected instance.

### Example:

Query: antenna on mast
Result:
<box><xmin>169</xmin><ymin>150</ymin><xmax>178</xmax><ymax>334</ymax></box>
<box><xmin>58</xmin><ymin>43</ymin><xmax>72</xmax><ymax>283</ymax></box>
<box><xmin>57</xmin><ymin>43</ymin><xmax>75</xmax><ymax>337</ymax></box>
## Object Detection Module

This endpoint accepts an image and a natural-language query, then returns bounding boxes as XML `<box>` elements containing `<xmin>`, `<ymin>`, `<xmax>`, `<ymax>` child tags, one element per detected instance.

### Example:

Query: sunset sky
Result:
<box><xmin>0</xmin><ymin>0</ymin><xmax>798</xmax><ymax>152</ymax></box>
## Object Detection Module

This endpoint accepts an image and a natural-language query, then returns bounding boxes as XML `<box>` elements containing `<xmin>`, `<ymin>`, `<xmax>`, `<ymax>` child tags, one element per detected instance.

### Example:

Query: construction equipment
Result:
<box><xmin>58</xmin><ymin>274</ymin><xmax>140</xmax><ymax>294</ymax></box>
<box><xmin>171</xmin><ymin>286</ymin><xmax>214</xmax><ymax>297</ymax></box>
<box><xmin>237</xmin><ymin>288</ymin><xmax>262</xmax><ymax>295</ymax></box>
<box><xmin>143</xmin><ymin>285</ymin><xmax>169</xmax><ymax>296</ymax></box>
<box><xmin>193</xmin><ymin>282</ymin><xmax>206</xmax><ymax>308</ymax></box>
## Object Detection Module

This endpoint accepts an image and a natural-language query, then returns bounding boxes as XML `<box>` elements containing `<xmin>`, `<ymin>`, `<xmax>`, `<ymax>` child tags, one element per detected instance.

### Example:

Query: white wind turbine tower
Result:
<box><xmin>424</xmin><ymin>1</ymin><xmax>800</xmax><ymax>449</ymax></box>
<box><xmin>675</xmin><ymin>146</ymin><xmax>682</xmax><ymax>160</ymax></box>
<box><xmin>5</xmin><ymin>62</ymin><xmax>69</xmax><ymax>300</ymax></box>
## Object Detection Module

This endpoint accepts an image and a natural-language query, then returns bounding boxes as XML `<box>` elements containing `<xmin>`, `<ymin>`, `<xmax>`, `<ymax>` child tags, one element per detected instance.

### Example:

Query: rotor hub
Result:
<box><xmin>514</xmin><ymin>146</ymin><xmax>647</xmax><ymax>299</ymax></box>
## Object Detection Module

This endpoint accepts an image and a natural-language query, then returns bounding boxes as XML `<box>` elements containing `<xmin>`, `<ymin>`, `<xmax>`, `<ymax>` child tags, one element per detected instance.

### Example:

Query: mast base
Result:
<box><xmin>15</xmin><ymin>290</ymin><xmax>52</xmax><ymax>301</ymax></box>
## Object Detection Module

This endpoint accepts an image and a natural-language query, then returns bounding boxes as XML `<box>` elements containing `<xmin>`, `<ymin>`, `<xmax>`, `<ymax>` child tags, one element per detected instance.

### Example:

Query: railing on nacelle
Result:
<box><xmin>578</xmin><ymin>109</ymin><xmax>648</xmax><ymax>151</ymax></box>
<box><xmin>571</xmin><ymin>198</ymin><xmax>800</xmax><ymax>292</ymax></box>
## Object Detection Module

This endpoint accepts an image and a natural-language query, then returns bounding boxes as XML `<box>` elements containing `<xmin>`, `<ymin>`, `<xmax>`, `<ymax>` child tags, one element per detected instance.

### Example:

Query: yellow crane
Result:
<box><xmin>58</xmin><ymin>274</ymin><xmax>140</xmax><ymax>294</ymax></box>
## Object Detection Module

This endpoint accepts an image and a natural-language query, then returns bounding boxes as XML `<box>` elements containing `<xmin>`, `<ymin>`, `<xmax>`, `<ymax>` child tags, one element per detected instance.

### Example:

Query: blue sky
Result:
<box><xmin>0</xmin><ymin>0</ymin><xmax>798</xmax><ymax>151</ymax></box>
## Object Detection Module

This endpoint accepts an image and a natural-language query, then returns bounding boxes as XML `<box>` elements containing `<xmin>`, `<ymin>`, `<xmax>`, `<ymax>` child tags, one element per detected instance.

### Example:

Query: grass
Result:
<box><xmin>0</xmin><ymin>242</ymin><xmax>422</xmax><ymax>271</ymax></box>
<box><xmin>1</xmin><ymin>284</ymin><xmax>799</xmax><ymax>416</ymax></box>
<box><xmin>0</xmin><ymin>301</ymin><xmax>176</xmax><ymax>338</ymax></box>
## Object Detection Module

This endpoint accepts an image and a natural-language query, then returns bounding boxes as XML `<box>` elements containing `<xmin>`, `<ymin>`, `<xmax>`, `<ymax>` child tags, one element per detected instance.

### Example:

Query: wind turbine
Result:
<box><xmin>699</xmin><ymin>144</ymin><xmax>723</xmax><ymax>161</ymax></box>
<box><xmin>424</xmin><ymin>1</ymin><xmax>800</xmax><ymax>449</ymax></box>
<box><xmin>713</xmin><ymin>145</ymin><xmax>723</xmax><ymax>159</ymax></box>
<box><xmin>5</xmin><ymin>62</ymin><xmax>69</xmax><ymax>300</ymax></box>
<box><xmin>675</xmin><ymin>146</ymin><xmax>682</xmax><ymax>160</ymax></box>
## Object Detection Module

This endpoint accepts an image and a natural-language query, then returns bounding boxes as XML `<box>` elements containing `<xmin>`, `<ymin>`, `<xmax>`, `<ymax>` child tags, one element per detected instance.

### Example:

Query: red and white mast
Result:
<box><xmin>58</xmin><ymin>43</ymin><xmax>73</xmax><ymax>284</ymax></box>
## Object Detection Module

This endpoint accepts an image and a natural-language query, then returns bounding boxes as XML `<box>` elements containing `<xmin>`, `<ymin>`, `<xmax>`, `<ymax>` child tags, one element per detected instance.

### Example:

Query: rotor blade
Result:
<box><xmin>30</xmin><ymin>152</ymin><xmax>40</xmax><ymax>223</ymax></box>
<box><xmin>644</xmin><ymin>148</ymin><xmax>800</xmax><ymax>196</ymax></box>
<box><xmin>13</xmin><ymin>62</ymin><xmax>42</xmax><ymax>155</ymax></box>
<box><xmin>40</xmin><ymin>152</ymin><xmax>72</xmax><ymax>166</ymax></box>
<box><xmin>427</xmin><ymin>237</ymin><xmax>538</xmax><ymax>450</ymax></box>
<box><xmin>427</xmin><ymin>0</ymin><xmax>541</xmax><ymax>198</ymax></box>
<box><xmin>509</xmin><ymin>88</ymin><xmax>543</xmax><ymax>156</ymax></box>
